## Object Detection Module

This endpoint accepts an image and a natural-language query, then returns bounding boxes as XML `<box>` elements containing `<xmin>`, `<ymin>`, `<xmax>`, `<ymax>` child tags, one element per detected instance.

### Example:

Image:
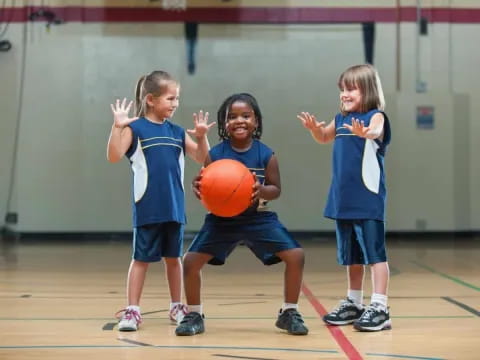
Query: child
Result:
<box><xmin>107</xmin><ymin>70</ymin><xmax>215</xmax><ymax>331</ymax></box>
<box><xmin>297</xmin><ymin>64</ymin><xmax>392</xmax><ymax>332</ymax></box>
<box><xmin>175</xmin><ymin>93</ymin><xmax>308</xmax><ymax>336</ymax></box>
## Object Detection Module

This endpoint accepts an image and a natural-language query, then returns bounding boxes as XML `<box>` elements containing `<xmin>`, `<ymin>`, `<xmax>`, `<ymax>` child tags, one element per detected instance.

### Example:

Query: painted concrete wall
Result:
<box><xmin>0</xmin><ymin>19</ymin><xmax>478</xmax><ymax>232</ymax></box>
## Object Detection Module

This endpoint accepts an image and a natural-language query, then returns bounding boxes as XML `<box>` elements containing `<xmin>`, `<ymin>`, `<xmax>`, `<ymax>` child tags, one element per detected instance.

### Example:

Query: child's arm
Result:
<box><xmin>252</xmin><ymin>155</ymin><xmax>281</xmax><ymax>202</ymax></box>
<box><xmin>107</xmin><ymin>99</ymin><xmax>137</xmax><ymax>163</ymax></box>
<box><xmin>344</xmin><ymin>112</ymin><xmax>384</xmax><ymax>140</ymax></box>
<box><xmin>185</xmin><ymin>110</ymin><xmax>216</xmax><ymax>164</ymax></box>
<box><xmin>297</xmin><ymin>112</ymin><xmax>336</xmax><ymax>143</ymax></box>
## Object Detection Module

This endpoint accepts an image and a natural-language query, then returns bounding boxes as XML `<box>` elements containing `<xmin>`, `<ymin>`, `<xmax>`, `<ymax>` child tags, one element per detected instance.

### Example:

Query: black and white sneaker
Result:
<box><xmin>175</xmin><ymin>312</ymin><xmax>205</xmax><ymax>336</ymax></box>
<box><xmin>275</xmin><ymin>309</ymin><xmax>309</xmax><ymax>335</ymax></box>
<box><xmin>353</xmin><ymin>302</ymin><xmax>392</xmax><ymax>331</ymax></box>
<box><xmin>323</xmin><ymin>298</ymin><xmax>365</xmax><ymax>325</ymax></box>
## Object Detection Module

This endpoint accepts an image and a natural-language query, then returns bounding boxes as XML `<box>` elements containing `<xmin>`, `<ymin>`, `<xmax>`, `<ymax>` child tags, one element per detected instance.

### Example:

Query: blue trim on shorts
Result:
<box><xmin>133</xmin><ymin>222</ymin><xmax>184</xmax><ymax>262</ymax></box>
<box><xmin>335</xmin><ymin>219</ymin><xmax>387</xmax><ymax>265</ymax></box>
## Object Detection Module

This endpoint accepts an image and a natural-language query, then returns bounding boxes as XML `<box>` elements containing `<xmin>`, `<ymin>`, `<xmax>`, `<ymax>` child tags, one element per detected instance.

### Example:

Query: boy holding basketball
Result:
<box><xmin>175</xmin><ymin>93</ymin><xmax>308</xmax><ymax>336</ymax></box>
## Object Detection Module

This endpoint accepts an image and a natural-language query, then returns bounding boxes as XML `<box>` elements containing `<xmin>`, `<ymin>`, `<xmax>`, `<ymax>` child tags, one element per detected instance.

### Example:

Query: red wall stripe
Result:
<box><xmin>2</xmin><ymin>6</ymin><xmax>480</xmax><ymax>24</ymax></box>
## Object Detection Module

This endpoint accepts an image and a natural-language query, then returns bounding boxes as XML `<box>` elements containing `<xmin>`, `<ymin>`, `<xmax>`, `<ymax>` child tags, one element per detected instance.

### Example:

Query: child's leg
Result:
<box><xmin>353</xmin><ymin>261</ymin><xmax>391</xmax><ymax>331</ymax></box>
<box><xmin>117</xmin><ymin>259</ymin><xmax>149</xmax><ymax>331</ymax></box>
<box><xmin>275</xmin><ymin>248</ymin><xmax>305</xmax><ymax>304</ymax></box>
<box><xmin>347</xmin><ymin>264</ymin><xmax>365</xmax><ymax>304</ymax></box>
<box><xmin>274</xmin><ymin>248</ymin><xmax>308</xmax><ymax>335</ymax></box>
<box><xmin>175</xmin><ymin>251</ymin><xmax>212</xmax><ymax>336</ymax></box>
<box><xmin>164</xmin><ymin>257</ymin><xmax>182</xmax><ymax>303</ymax></box>
<box><xmin>126</xmin><ymin>259</ymin><xmax>149</xmax><ymax>305</ymax></box>
<box><xmin>164</xmin><ymin>257</ymin><xmax>188</xmax><ymax>324</ymax></box>
<box><xmin>370</xmin><ymin>261</ymin><xmax>390</xmax><ymax>306</ymax></box>
<box><xmin>183</xmin><ymin>252</ymin><xmax>212</xmax><ymax>309</ymax></box>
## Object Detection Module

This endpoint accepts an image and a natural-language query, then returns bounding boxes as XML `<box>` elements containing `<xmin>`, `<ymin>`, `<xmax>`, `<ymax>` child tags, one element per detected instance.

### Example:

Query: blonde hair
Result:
<box><xmin>134</xmin><ymin>70</ymin><xmax>178</xmax><ymax>117</ymax></box>
<box><xmin>338</xmin><ymin>64</ymin><xmax>385</xmax><ymax>114</ymax></box>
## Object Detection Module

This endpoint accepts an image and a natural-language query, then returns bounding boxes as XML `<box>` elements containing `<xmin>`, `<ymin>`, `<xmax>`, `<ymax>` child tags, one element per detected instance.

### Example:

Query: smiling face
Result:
<box><xmin>225</xmin><ymin>100</ymin><xmax>258</xmax><ymax>147</ymax></box>
<box><xmin>339</xmin><ymin>83</ymin><xmax>363</xmax><ymax>113</ymax></box>
<box><xmin>146</xmin><ymin>82</ymin><xmax>180</xmax><ymax>122</ymax></box>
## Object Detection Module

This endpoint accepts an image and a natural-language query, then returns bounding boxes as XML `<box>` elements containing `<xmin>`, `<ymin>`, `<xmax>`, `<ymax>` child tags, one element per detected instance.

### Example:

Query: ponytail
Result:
<box><xmin>134</xmin><ymin>75</ymin><xmax>147</xmax><ymax>117</ymax></box>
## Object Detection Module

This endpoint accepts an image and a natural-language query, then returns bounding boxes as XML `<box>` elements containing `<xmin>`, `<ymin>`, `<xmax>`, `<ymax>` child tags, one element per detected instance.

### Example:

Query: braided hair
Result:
<box><xmin>216</xmin><ymin>93</ymin><xmax>263</xmax><ymax>140</ymax></box>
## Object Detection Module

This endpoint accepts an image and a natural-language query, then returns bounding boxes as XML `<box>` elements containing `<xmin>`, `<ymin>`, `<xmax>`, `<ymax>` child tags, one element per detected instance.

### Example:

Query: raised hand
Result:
<box><xmin>297</xmin><ymin>112</ymin><xmax>326</xmax><ymax>132</ymax></box>
<box><xmin>187</xmin><ymin>110</ymin><xmax>216</xmax><ymax>139</ymax></box>
<box><xmin>110</xmin><ymin>98</ymin><xmax>138</xmax><ymax>129</ymax></box>
<box><xmin>344</xmin><ymin>118</ymin><xmax>369</xmax><ymax>138</ymax></box>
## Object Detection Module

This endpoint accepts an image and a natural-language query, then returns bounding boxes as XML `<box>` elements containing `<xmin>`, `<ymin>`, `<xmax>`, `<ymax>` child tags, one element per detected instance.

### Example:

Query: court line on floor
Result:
<box><xmin>301</xmin><ymin>282</ymin><xmax>363</xmax><ymax>360</ymax></box>
<box><xmin>118</xmin><ymin>338</ymin><xmax>153</xmax><ymax>347</ymax></box>
<box><xmin>410</xmin><ymin>261</ymin><xmax>480</xmax><ymax>291</ymax></box>
<box><xmin>0</xmin><ymin>345</ymin><xmax>447</xmax><ymax>359</ymax></box>
<box><xmin>212</xmin><ymin>354</ymin><xmax>277</xmax><ymax>360</ymax></box>
<box><xmin>301</xmin><ymin>283</ymin><xmax>447</xmax><ymax>360</ymax></box>
<box><xmin>0</xmin><ymin>315</ymin><xmax>472</xmax><ymax>322</ymax></box>
<box><xmin>442</xmin><ymin>297</ymin><xmax>480</xmax><ymax>317</ymax></box>
<box><xmin>365</xmin><ymin>353</ymin><xmax>445</xmax><ymax>360</ymax></box>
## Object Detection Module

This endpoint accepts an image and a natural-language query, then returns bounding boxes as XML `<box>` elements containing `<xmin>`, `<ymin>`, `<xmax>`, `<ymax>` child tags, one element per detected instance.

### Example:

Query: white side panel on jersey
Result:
<box><xmin>130</xmin><ymin>138</ymin><xmax>148</xmax><ymax>202</ymax></box>
<box><xmin>362</xmin><ymin>139</ymin><xmax>380</xmax><ymax>194</ymax></box>
<box><xmin>179</xmin><ymin>148</ymin><xmax>185</xmax><ymax>191</ymax></box>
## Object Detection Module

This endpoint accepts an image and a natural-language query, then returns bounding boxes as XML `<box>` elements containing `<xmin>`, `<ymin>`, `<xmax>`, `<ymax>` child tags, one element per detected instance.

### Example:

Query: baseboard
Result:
<box><xmin>5</xmin><ymin>230</ymin><xmax>480</xmax><ymax>241</ymax></box>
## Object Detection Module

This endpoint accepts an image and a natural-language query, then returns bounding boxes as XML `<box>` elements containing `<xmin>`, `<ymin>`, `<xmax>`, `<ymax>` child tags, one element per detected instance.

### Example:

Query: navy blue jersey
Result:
<box><xmin>204</xmin><ymin>139</ymin><xmax>278</xmax><ymax>227</ymax></box>
<box><xmin>126</xmin><ymin>118</ymin><xmax>186</xmax><ymax>226</ymax></box>
<box><xmin>324</xmin><ymin>110</ymin><xmax>391</xmax><ymax>221</ymax></box>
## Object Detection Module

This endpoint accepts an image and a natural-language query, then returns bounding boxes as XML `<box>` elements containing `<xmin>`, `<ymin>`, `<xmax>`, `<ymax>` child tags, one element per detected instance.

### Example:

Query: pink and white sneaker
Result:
<box><xmin>116</xmin><ymin>308</ymin><xmax>142</xmax><ymax>331</ymax></box>
<box><xmin>169</xmin><ymin>304</ymin><xmax>188</xmax><ymax>325</ymax></box>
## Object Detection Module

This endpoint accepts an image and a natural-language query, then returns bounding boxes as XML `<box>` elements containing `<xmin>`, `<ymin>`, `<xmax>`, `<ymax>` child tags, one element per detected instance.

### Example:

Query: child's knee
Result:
<box><xmin>183</xmin><ymin>253</ymin><xmax>206</xmax><ymax>274</ymax></box>
<box><xmin>280</xmin><ymin>248</ymin><xmax>305</xmax><ymax>266</ymax></box>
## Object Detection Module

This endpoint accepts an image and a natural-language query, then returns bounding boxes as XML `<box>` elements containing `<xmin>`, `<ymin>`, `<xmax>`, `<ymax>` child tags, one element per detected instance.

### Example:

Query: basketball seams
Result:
<box><xmin>199</xmin><ymin>159</ymin><xmax>254</xmax><ymax>217</ymax></box>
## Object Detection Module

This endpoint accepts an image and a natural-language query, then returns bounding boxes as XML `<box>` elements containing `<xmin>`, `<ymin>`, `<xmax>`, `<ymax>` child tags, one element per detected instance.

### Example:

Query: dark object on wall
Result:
<box><xmin>185</xmin><ymin>22</ymin><xmax>198</xmax><ymax>75</ymax></box>
<box><xmin>28</xmin><ymin>9</ymin><xmax>64</xmax><ymax>29</ymax></box>
<box><xmin>362</xmin><ymin>22</ymin><xmax>375</xmax><ymax>64</ymax></box>
<box><xmin>420</xmin><ymin>17</ymin><xmax>428</xmax><ymax>35</ymax></box>
<box><xmin>0</xmin><ymin>40</ymin><xmax>12</xmax><ymax>52</ymax></box>
<box><xmin>5</xmin><ymin>212</ymin><xmax>18</xmax><ymax>224</ymax></box>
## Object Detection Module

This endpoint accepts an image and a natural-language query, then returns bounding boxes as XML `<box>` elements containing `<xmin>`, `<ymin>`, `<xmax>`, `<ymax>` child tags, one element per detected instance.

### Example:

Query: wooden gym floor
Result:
<box><xmin>0</xmin><ymin>233</ymin><xmax>478</xmax><ymax>360</ymax></box>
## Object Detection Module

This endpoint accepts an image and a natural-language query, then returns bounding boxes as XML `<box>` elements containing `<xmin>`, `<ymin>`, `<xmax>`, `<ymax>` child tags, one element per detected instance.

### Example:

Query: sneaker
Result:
<box><xmin>275</xmin><ymin>309</ymin><xmax>309</xmax><ymax>335</ymax></box>
<box><xmin>353</xmin><ymin>302</ymin><xmax>392</xmax><ymax>331</ymax></box>
<box><xmin>169</xmin><ymin>303</ymin><xmax>188</xmax><ymax>325</ymax></box>
<box><xmin>175</xmin><ymin>312</ymin><xmax>205</xmax><ymax>336</ymax></box>
<box><xmin>116</xmin><ymin>308</ymin><xmax>142</xmax><ymax>331</ymax></box>
<box><xmin>323</xmin><ymin>298</ymin><xmax>364</xmax><ymax>325</ymax></box>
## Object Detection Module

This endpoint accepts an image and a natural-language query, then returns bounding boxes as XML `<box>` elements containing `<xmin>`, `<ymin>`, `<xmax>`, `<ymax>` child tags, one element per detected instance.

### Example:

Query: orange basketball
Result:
<box><xmin>200</xmin><ymin>159</ymin><xmax>255</xmax><ymax>217</ymax></box>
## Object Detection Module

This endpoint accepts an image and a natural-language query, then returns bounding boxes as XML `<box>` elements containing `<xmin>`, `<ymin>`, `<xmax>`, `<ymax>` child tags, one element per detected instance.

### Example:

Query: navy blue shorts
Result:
<box><xmin>187</xmin><ymin>213</ymin><xmax>301</xmax><ymax>265</ymax></box>
<box><xmin>335</xmin><ymin>219</ymin><xmax>387</xmax><ymax>265</ymax></box>
<box><xmin>132</xmin><ymin>222</ymin><xmax>184</xmax><ymax>262</ymax></box>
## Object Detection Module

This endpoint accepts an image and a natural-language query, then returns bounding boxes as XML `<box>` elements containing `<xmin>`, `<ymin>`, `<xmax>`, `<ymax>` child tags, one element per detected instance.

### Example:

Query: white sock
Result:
<box><xmin>126</xmin><ymin>305</ymin><xmax>140</xmax><ymax>313</ymax></box>
<box><xmin>188</xmin><ymin>304</ymin><xmax>203</xmax><ymax>314</ymax></box>
<box><xmin>371</xmin><ymin>293</ymin><xmax>388</xmax><ymax>308</ymax></box>
<box><xmin>281</xmin><ymin>303</ymin><xmax>298</xmax><ymax>312</ymax></box>
<box><xmin>347</xmin><ymin>289</ymin><xmax>363</xmax><ymax>306</ymax></box>
<box><xmin>170</xmin><ymin>302</ymin><xmax>182</xmax><ymax>310</ymax></box>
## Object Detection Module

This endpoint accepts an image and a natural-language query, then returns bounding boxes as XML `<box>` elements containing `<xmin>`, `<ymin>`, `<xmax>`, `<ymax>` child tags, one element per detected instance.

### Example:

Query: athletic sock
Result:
<box><xmin>371</xmin><ymin>293</ymin><xmax>388</xmax><ymax>308</ymax></box>
<box><xmin>187</xmin><ymin>304</ymin><xmax>203</xmax><ymax>314</ymax></box>
<box><xmin>347</xmin><ymin>289</ymin><xmax>363</xmax><ymax>306</ymax></box>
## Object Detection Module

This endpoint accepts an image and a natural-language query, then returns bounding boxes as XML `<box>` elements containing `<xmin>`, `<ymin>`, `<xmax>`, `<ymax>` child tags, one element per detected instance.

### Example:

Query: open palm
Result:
<box><xmin>187</xmin><ymin>110</ymin><xmax>216</xmax><ymax>138</ymax></box>
<box><xmin>110</xmin><ymin>98</ymin><xmax>138</xmax><ymax>128</ymax></box>
<box><xmin>297</xmin><ymin>112</ymin><xmax>326</xmax><ymax>132</ymax></box>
